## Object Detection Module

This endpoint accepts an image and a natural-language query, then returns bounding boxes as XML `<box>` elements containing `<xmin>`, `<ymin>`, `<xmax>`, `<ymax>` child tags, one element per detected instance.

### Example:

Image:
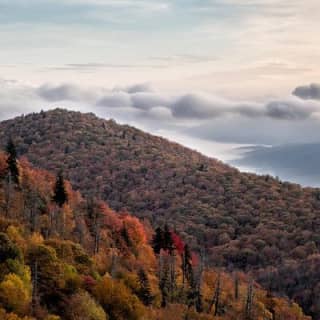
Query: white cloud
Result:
<box><xmin>97</xmin><ymin>92</ymin><xmax>132</xmax><ymax>108</ymax></box>
<box><xmin>33</xmin><ymin>82</ymin><xmax>320</xmax><ymax>123</ymax></box>
<box><xmin>37</xmin><ymin>83</ymin><xmax>99</xmax><ymax>102</ymax></box>
<box><xmin>2</xmin><ymin>79</ymin><xmax>320</xmax><ymax>147</ymax></box>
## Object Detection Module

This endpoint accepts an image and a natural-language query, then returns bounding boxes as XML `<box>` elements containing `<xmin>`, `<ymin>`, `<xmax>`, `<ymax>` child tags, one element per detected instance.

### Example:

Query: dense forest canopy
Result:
<box><xmin>0</xmin><ymin>149</ymin><xmax>308</xmax><ymax>320</ymax></box>
<box><xmin>0</xmin><ymin>109</ymin><xmax>320</xmax><ymax>318</ymax></box>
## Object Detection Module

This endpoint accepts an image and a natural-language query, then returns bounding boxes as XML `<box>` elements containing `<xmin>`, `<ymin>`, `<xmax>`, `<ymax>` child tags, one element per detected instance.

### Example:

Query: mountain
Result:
<box><xmin>233</xmin><ymin>143</ymin><xmax>320</xmax><ymax>187</ymax></box>
<box><xmin>0</xmin><ymin>151</ymin><xmax>308</xmax><ymax>320</ymax></box>
<box><xmin>1</xmin><ymin>108</ymin><xmax>320</xmax><ymax>318</ymax></box>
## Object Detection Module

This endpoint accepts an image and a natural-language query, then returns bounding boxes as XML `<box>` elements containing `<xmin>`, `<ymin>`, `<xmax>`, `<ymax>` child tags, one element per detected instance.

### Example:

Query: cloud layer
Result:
<box><xmin>2</xmin><ymin>80</ymin><xmax>320</xmax><ymax>149</ymax></box>
<box><xmin>36</xmin><ymin>82</ymin><xmax>320</xmax><ymax>123</ymax></box>
<box><xmin>293</xmin><ymin>84</ymin><xmax>320</xmax><ymax>100</ymax></box>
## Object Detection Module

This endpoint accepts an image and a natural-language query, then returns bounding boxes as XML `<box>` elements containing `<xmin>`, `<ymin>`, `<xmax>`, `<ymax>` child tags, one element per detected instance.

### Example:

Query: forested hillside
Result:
<box><xmin>1</xmin><ymin>109</ymin><xmax>320</xmax><ymax>318</ymax></box>
<box><xmin>0</xmin><ymin>145</ymin><xmax>308</xmax><ymax>320</ymax></box>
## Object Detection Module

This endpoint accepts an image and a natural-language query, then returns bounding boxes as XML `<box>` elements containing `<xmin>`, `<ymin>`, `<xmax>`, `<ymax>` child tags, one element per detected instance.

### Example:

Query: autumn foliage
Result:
<box><xmin>0</xmin><ymin>149</ymin><xmax>311</xmax><ymax>319</ymax></box>
<box><xmin>1</xmin><ymin>110</ymin><xmax>320</xmax><ymax>317</ymax></box>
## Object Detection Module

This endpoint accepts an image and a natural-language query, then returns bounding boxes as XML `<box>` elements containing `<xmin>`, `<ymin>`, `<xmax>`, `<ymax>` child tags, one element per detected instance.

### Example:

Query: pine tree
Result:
<box><xmin>53</xmin><ymin>171</ymin><xmax>68</xmax><ymax>207</ymax></box>
<box><xmin>3</xmin><ymin>139</ymin><xmax>20</xmax><ymax>217</ymax></box>
<box><xmin>138</xmin><ymin>269</ymin><xmax>153</xmax><ymax>306</ymax></box>
<box><xmin>152</xmin><ymin>227</ymin><xmax>164</xmax><ymax>254</ymax></box>
<box><xmin>163</xmin><ymin>224</ymin><xmax>174</xmax><ymax>254</ymax></box>
<box><xmin>6</xmin><ymin>138</ymin><xmax>19</xmax><ymax>185</ymax></box>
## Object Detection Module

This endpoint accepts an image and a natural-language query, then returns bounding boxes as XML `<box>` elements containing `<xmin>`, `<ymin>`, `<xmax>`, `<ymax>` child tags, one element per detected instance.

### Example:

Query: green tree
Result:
<box><xmin>152</xmin><ymin>227</ymin><xmax>164</xmax><ymax>254</ymax></box>
<box><xmin>0</xmin><ymin>233</ymin><xmax>23</xmax><ymax>280</ymax></box>
<box><xmin>0</xmin><ymin>233</ymin><xmax>21</xmax><ymax>264</ymax></box>
<box><xmin>26</xmin><ymin>243</ymin><xmax>65</xmax><ymax>313</ymax></box>
<box><xmin>5</xmin><ymin>139</ymin><xmax>19</xmax><ymax>186</ymax></box>
<box><xmin>163</xmin><ymin>224</ymin><xmax>174</xmax><ymax>254</ymax></box>
<box><xmin>53</xmin><ymin>172</ymin><xmax>68</xmax><ymax>208</ymax></box>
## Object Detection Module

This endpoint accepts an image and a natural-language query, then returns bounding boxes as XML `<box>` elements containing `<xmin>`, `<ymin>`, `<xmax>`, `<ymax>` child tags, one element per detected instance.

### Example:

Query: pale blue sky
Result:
<box><xmin>1</xmin><ymin>0</ymin><xmax>319</xmax><ymax>97</ymax></box>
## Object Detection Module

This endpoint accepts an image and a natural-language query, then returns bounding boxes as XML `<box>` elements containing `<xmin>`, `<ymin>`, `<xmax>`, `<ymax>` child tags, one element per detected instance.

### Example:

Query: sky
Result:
<box><xmin>1</xmin><ymin>0</ymin><xmax>320</xmax><ymax>184</ymax></box>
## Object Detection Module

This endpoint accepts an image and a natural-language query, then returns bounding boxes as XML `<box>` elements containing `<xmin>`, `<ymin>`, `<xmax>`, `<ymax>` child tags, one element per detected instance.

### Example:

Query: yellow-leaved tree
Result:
<box><xmin>0</xmin><ymin>272</ymin><xmax>32</xmax><ymax>315</ymax></box>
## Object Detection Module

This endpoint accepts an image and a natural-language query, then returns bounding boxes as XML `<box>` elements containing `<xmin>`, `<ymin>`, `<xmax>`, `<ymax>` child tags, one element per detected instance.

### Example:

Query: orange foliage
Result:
<box><xmin>121</xmin><ymin>214</ymin><xmax>147</xmax><ymax>246</ymax></box>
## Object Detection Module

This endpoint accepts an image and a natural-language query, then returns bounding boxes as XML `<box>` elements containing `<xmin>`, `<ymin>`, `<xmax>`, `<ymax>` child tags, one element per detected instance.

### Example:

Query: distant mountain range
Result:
<box><xmin>1</xmin><ymin>108</ymin><xmax>320</xmax><ymax>317</ymax></box>
<box><xmin>233</xmin><ymin>143</ymin><xmax>320</xmax><ymax>187</ymax></box>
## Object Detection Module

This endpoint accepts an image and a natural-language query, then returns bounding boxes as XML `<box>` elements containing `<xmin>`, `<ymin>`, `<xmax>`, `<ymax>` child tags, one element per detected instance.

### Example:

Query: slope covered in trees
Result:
<box><xmin>0</xmin><ymin>149</ymin><xmax>308</xmax><ymax>320</ymax></box>
<box><xmin>1</xmin><ymin>109</ymin><xmax>320</xmax><ymax>317</ymax></box>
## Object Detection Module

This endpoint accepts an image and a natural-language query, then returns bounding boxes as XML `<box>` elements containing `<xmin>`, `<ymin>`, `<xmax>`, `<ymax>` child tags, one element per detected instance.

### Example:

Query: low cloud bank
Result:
<box><xmin>2</xmin><ymin>79</ymin><xmax>320</xmax><ymax>147</ymax></box>
<box><xmin>36</xmin><ymin>82</ymin><xmax>320</xmax><ymax>123</ymax></box>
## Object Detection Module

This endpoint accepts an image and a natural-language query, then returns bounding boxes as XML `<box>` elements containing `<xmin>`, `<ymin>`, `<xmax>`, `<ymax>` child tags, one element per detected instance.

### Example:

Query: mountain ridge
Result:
<box><xmin>1</xmin><ymin>108</ymin><xmax>320</xmax><ymax>317</ymax></box>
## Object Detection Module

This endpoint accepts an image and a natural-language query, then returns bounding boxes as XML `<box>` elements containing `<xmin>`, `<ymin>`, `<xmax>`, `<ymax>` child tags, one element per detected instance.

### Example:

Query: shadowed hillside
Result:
<box><xmin>1</xmin><ymin>109</ymin><xmax>320</xmax><ymax>317</ymax></box>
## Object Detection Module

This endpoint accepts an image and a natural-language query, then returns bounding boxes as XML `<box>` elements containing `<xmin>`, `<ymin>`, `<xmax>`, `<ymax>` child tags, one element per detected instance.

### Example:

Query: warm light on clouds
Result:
<box><xmin>0</xmin><ymin>0</ymin><xmax>319</xmax><ymax>96</ymax></box>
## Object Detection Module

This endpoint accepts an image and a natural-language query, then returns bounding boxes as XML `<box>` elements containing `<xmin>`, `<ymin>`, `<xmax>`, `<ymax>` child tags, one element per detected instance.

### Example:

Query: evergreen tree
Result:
<box><xmin>152</xmin><ymin>227</ymin><xmax>164</xmax><ymax>254</ymax></box>
<box><xmin>163</xmin><ymin>224</ymin><xmax>174</xmax><ymax>254</ymax></box>
<box><xmin>137</xmin><ymin>269</ymin><xmax>153</xmax><ymax>306</ymax></box>
<box><xmin>152</xmin><ymin>225</ymin><xmax>174</xmax><ymax>254</ymax></box>
<box><xmin>5</xmin><ymin>138</ymin><xmax>19</xmax><ymax>185</ymax></box>
<box><xmin>53</xmin><ymin>171</ymin><xmax>68</xmax><ymax>207</ymax></box>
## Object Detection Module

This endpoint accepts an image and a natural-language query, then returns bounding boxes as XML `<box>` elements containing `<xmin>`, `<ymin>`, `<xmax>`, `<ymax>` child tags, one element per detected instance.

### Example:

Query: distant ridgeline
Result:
<box><xmin>0</xmin><ymin>109</ymin><xmax>320</xmax><ymax>318</ymax></box>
